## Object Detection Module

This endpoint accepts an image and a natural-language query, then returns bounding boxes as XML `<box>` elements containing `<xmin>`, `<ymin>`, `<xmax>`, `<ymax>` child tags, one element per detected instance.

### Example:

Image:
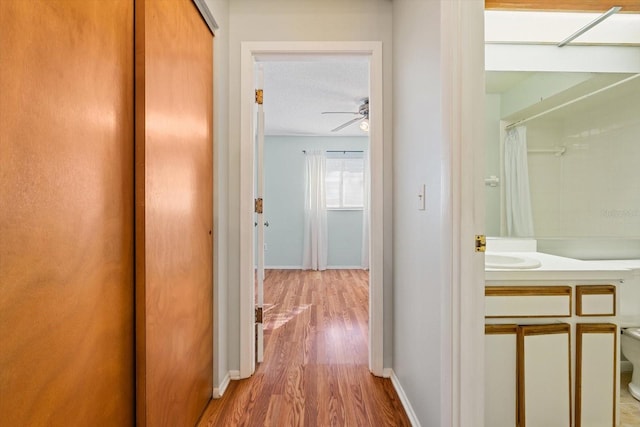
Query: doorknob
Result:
<box><xmin>264</xmin><ymin>221</ymin><xmax>269</xmax><ymax>227</ymax></box>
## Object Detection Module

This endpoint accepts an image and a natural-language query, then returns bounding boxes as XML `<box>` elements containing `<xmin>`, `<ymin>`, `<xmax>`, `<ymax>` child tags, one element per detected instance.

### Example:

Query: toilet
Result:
<box><xmin>621</xmin><ymin>327</ymin><xmax>640</xmax><ymax>400</ymax></box>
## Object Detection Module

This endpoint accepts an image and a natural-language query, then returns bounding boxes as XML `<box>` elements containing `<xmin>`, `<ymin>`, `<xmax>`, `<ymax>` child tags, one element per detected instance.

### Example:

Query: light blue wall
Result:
<box><xmin>264</xmin><ymin>136</ymin><xmax>368</xmax><ymax>268</ymax></box>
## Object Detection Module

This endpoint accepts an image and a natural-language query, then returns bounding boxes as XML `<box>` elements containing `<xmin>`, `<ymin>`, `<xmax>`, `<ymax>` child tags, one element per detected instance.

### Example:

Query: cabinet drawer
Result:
<box><xmin>486</xmin><ymin>286</ymin><xmax>572</xmax><ymax>318</ymax></box>
<box><xmin>576</xmin><ymin>285</ymin><xmax>616</xmax><ymax>317</ymax></box>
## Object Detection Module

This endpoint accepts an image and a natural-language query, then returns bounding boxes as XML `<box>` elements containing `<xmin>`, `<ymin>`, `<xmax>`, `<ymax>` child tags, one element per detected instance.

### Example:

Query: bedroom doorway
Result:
<box><xmin>239</xmin><ymin>42</ymin><xmax>385</xmax><ymax>379</ymax></box>
<box><xmin>255</xmin><ymin>57</ymin><xmax>371</xmax><ymax>371</ymax></box>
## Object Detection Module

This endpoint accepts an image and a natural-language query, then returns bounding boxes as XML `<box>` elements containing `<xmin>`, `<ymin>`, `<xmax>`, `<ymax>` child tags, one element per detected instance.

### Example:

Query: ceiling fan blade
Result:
<box><xmin>331</xmin><ymin>116</ymin><xmax>363</xmax><ymax>132</ymax></box>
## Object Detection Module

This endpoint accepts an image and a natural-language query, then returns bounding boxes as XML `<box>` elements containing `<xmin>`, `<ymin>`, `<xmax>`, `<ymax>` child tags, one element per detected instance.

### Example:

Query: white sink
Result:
<box><xmin>485</xmin><ymin>253</ymin><xmax>541</xmax><ymax>269</ymax></box>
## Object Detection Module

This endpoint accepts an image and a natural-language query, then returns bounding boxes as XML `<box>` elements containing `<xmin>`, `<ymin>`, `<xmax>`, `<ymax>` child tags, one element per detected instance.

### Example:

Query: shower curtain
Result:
<box><xmin>504</xmin><ymin>126</ymin><xmax>535</xmax><ymax>237</ymax></box>
<box><xmin>302</xmin><ymin>150</ymin><xmax>328</xmax><ymax>270</ymax></box>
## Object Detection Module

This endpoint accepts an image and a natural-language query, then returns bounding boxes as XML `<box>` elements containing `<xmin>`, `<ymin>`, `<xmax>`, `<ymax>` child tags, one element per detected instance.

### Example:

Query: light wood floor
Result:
<box><xmin>197</xmin><ymin>269</ymin><xmax>411</xmax><ymax>427</ymax></box>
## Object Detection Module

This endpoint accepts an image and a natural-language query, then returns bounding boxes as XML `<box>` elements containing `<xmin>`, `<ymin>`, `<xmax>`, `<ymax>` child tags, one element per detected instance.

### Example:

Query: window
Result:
<box><xmin>325</xmin><ymin>156</ymin><xmax>365</xmax><ymax>209</ymax></box>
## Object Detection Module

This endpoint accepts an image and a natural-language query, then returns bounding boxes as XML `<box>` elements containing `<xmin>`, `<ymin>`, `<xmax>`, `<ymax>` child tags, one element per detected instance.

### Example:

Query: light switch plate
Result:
<box><xmin>418</xmin><ymin>184</ymin><xmax>426</xmax><ymax>211</ymax></box>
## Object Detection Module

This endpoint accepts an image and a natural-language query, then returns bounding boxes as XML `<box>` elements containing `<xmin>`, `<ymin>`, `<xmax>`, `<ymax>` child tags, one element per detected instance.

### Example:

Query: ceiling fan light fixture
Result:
<box><xmin>324</xmin><ymin>97</ymin><xmax>370</xmax><ymax>133</ymax></box>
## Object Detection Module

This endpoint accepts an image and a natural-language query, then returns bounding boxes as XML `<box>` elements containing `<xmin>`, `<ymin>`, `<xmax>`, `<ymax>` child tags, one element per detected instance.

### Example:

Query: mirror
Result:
<box><xmin>484</xmin><ymin>70</ymin><xmax>640</xmax><ymax>258</ymax></box>
<box><xmin>483</xmin><ymin>9</ymin><xmax>640</xmax><ymax>259</ymax></box>
<box><xmin>485</xmin><ymin>70</ymin><xmax>640</xmax><ymax>243</ymax></box>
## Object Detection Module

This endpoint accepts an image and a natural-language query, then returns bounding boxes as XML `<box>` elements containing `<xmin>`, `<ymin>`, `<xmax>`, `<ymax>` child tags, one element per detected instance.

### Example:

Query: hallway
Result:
<box><xmin>198</xmin><ymin>269</ymin><xmax>410</xmax><ymax>426</ymax></box>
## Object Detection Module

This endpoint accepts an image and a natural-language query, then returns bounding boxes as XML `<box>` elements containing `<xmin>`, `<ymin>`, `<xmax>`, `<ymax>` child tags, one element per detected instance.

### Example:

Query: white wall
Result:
<box><xmin>393</xmin><ymin>0</ymin><xmax>447</xmax><ymax>424</ymax></box>
<box><xmin>213</xmin><ymin>3</ymin><xmax>485</xmax><ymax>423</ymax></box>
<box><xmin>204</xmin><ymin>0</ymin><xmax>229</xmax><ymax>391</ymax></box>
<box><xmin>226</xmin><ymin>0</ymin><xmax>394</xmax><ymax>373</ymax></box>
<box><xmin>264</xmin><ymin>136</ymin><xmax>367</xmax><ymax>268</ymax></box>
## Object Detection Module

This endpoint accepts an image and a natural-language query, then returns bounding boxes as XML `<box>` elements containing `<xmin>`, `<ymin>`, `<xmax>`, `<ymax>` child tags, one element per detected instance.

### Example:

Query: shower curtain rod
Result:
<box><xmin>528</xmin><ymin>147</ymin><xmax>566</xmax><ymax>156</ymax></box>
<box><xmin>505</xmin><ymin>73</ymin><xmax>640</xmax><ymax>130</ymax></box>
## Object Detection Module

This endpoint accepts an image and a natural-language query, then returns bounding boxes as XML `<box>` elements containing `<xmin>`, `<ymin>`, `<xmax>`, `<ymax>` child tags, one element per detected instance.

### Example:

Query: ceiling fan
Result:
<box><xmin>321</xmin><ymin>98</ymin><xmax>369</xmax><ymax>132</ymax></box>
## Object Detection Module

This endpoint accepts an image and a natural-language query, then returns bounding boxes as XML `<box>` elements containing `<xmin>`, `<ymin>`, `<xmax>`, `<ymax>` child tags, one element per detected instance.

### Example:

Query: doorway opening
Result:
<box><xmin>256</xmin><ymin>58</ymin><xmax>371</xmax><ymax>374</ymax></box>
<box><xmin>239</xmin><ymin>42</ymin><xmax>385</xmax><ymax>379</ymax></box>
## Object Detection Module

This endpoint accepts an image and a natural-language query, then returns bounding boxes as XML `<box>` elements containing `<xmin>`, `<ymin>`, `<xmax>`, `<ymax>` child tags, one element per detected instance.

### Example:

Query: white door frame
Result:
<box><xmin>254</xmin><ymin>66</ymin><xmax>265</xmax><ymax>364</ymax></box>
<box><xmin>441</xmin><ymin>2</ymin><xmax>486</xmax><ymax>426</ymax></box>
<box><xmin>239</xmin><ymin>41</ymin><xmax>385</xmax><ymax>378</ymax></box>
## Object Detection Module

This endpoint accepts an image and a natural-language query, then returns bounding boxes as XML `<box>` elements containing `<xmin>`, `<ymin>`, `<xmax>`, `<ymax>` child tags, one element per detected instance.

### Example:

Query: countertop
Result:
<box><xmin>485</xmin><ymin>251</ymin><xmax>633</xmax><ymax>282</ymax></box>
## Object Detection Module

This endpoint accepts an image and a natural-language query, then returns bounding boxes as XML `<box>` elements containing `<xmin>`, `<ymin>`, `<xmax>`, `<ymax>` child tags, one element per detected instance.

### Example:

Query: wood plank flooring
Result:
<box><xmin>197</xmin><ymin>269</ymin><xmax>411</xmax><ymax>427</ymax></box>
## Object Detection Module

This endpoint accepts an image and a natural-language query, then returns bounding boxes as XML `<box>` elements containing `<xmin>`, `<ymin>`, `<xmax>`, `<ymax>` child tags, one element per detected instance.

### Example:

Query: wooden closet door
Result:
<box><xmin>0</xmin><ymin>1</ymin><xmax>134</xmax><ymax>425</ymax></box>
<box><xmin>135</xmin><ymin>0</ymin><xmax>214</xmax><ymax>425</ymax></box>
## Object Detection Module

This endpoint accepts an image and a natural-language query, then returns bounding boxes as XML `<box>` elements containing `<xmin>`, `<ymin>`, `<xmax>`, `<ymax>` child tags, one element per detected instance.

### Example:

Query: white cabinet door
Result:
<box><xmin>485</xmin><ymin>325</ymin><xmax>518</xmax><ymax>427</ymax></box>
<box><xmin>576</xmin><ymin>323</ymin><xmax>617</xmax><ymax>427</ymax></box>
<box><xmin>518</xmin><ymin>323</ymin><xmax>571</xmax><ymax>427</ymax></box>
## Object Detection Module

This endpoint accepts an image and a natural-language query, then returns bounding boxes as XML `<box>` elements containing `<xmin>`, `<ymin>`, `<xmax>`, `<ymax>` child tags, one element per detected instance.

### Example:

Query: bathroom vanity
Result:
<box><xmin>485</xmin><ymin>251</ymin><xmax>631</xmax><ymax>427</ymax></box>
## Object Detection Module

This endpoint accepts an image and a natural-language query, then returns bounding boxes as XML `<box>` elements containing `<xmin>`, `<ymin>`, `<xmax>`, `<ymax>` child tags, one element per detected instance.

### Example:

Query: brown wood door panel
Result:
<box><xmin>0</xmin><ymin>0</ymin><xmax>134</xmax><ymax>425</ymax></box>
<box><xmin>135</xmin><ymin>0</ymin><xmax>214</xmax><ymax>425</ymax></box>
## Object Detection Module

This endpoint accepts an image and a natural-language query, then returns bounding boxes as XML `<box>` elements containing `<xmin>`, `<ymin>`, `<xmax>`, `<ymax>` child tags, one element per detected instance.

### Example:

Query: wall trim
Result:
<box><xmin>212</xmin><ymin>372</ymin><xmax>231</xmax><ymax>398</ymax></box>
<box><xmin>327</xmin><ymin>265</ymin><xmax>364</xmax><ymax>270</ymax></box>
<box><xmin>390</xmin><ymin>370</ymin><xmax>421</xmax><ymax>427</ymax></box>
<box><xmin>441</xmin><ymin>1</ymin><xmax>486</xmax><ymax>426</ymax></box>
<box><xmin>239</xmin><ymin>41</ymin><xmax>385</xmax><ymax>379</ymax></box>
<box><xmin>265</xmin><ymin>265</ymin><xmax>365</xmax><ymax>270</ymax></box>
<box><xmin>265</xmin><ymin>266</ymin><xmax>304</xmax><ymax>270</ymax></box>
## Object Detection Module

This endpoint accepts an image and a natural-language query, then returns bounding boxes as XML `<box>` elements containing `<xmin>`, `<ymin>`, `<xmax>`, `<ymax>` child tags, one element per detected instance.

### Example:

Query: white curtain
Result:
<box><xmin>302</xmin><ymin>150</ymin><xmax>328</xmax><ymax>271</ymax></box>
<box><xmin>504</xmin><ymin>126</ymin><xmax>535</xmax><ymax>237</ymax></box>
<box><xmin>361</xmin><ymin>150</ymin><xmax>370</xmax><ymax>270</ymax></box>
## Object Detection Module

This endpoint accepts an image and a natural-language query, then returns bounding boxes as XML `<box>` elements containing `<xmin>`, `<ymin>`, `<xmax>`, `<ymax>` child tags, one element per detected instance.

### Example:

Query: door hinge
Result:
<box><xmin>255</xmin><ymin>89</ymin><xmax>263</xmax><ymax>105</ymax></box>
<box><xmin>255</xmin><ymin>306</ymin><xmax>263</xmax><ymax>324</ymax></box>
<box><xmin>475</xmin><ymin>235</ymin><xmax>486</xmax><ymax>252</ymax></box>
<box><xmin>254</xmin><ymin>198</ymin><xmax>263</xmax><ymax>214</ymax></box>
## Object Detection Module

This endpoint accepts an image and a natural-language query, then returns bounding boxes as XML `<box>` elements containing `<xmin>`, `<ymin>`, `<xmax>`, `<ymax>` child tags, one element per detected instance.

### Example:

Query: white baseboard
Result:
<box><xmin>621</xmin><ymin>360</ymin><xmax>633</xmax><ymax>373</ymax></box>
<box><xmin>213</xmin><ymin>370</ymin><xmax>241</xmax><ymax>399</ymax></box>
<box><xmin>390</xmin><ymin>370</ymin><xmax>421</xmax><ymax>427</ymax></box>
<box><xmin>264</xmin><ymin>266</ymin><xmax>303</xmax><ymax>270</ymax></box>
<box><xmin>264</xmin><ymin>266</ymin><xmax>365</xmax><ymax>270</ymax></box>
<box><xmin>382</xmin><ymin>368</ymin><xmax>393</xmax><ymax>378</ymax></box>
<box><xmin>212</xmin><ymin>372</ymin><xmax>231</xmax><ymax>399</ymax></box>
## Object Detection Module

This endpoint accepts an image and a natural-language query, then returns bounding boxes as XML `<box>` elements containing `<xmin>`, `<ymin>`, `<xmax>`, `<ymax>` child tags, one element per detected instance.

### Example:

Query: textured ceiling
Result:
<box><xmin>260</xmin><ymin>59</ymin><xmax>369</xmax><ymax>137</ymax></box>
